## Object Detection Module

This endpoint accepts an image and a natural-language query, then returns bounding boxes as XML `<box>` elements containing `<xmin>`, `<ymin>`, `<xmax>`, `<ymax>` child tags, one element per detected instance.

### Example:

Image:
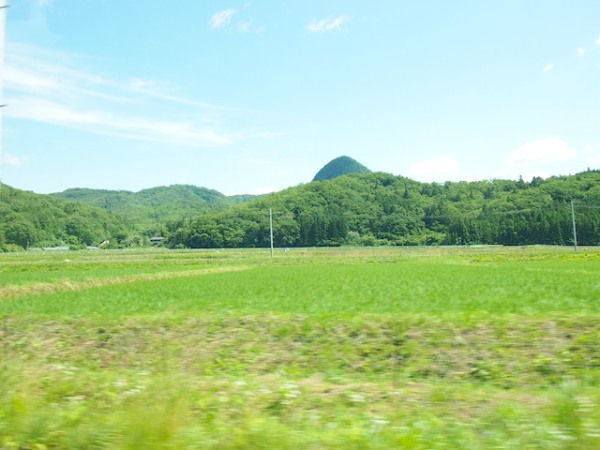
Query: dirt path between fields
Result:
<box><xmin>0</xmin><ymin>266</ymin><xmax>250</xmax><ymax>299</ymax></box>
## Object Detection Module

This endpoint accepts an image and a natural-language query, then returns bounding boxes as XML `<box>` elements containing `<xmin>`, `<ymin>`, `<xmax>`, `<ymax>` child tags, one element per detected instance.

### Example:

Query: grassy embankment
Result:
<box><xmin>1</xmin><ymin>246</ymin><xmax>599</xmax><ymax>449</ymax></box>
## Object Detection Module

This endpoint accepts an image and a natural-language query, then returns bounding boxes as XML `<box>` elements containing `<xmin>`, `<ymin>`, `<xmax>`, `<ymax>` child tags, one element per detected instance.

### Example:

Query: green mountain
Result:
<box><xmin>52</xmin><ymin>185</ymin><xmax>258</xmax><ymax>235</ymax></box>
<box><xmin>5</xmin><ymin>167</ymin><xmax>600</xmax><ymax>252</ymax></box>
<box><xmin>164</xmin><ymin>170</ymin><xmax>600</xmax><ymax>248</ymax></box>
<box><xmin>0</xmin><ymin>184</ymin><xmax>129</xmax><ymax>250</ymax></box>
<box><xmin>312</xmin><ymin>156</ymin><xmax>371</xmax><ymax>181</ymax></box>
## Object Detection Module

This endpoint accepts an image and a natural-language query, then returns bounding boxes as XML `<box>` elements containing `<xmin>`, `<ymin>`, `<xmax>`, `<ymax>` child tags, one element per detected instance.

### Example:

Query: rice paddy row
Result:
<box><xmin>1</xmin><ymin>246</ymin><xmax>600</xmax><ymax>448</ymax></box>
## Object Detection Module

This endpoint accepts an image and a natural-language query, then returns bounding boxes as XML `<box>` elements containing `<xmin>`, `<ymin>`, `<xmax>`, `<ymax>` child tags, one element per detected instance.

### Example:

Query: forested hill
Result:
<box><xmin>3</xmin><ymin>170</ymin><xmax>600</xmax><ymax>251</ymax></box>
<box><xmin>312</xmin><ymin>155</ymin><xmax>371</xmax><ymax>181</ymax></box>
<box><xmin>52</xmin><ymin>185</ymin><xmax>258</xmax><ymax>235</ymax></box>
<box><xmin>164</xmin><ymin>170</ymin><xmax>600</xmax><ymax>248</ymax></box>
<box><xmin>0</xmin><ymin>184</ymin><xmax>129</xmax><ymax>251</ymax></box>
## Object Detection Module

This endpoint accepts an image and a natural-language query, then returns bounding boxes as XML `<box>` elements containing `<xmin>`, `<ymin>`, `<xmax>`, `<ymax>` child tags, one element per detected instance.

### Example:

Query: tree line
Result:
<box><xmin>2</xmin><ymin>170</ymin><xmax>599</xmax><ymax>251</ymax></box>
<box><xmin>0</xmin><ymin>185</ymin><xmax>129</xmax><ymax>251</ymax></box>
<box><xmin>163</xmin><ymin>170</ymin><xmax>600</xmax><ymax>248</ymax></box>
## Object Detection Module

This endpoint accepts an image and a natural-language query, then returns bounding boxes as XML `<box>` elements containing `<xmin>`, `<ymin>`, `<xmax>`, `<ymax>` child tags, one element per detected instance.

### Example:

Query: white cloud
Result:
<box><xmin>237</xmin><ymin>20</ymin><xmax>253</xmax><ymax>34</ymax></box>
<box><xmin>3</xmin><ymin>43</ymin><xmax>270</xmax><ymax>148</ymax></box>
<box><xmin>5</xmin><ymin>44</ymin><xmax>119</xmax><ymax>101</ymax></box>
<box><xmin>582</xmin><ymin>145</ymin><xmax>599</xmax><ymax>154</ymax></box>
<box><xmin>583</xmin><ymin>145</ymin><xmax>600</xmax><ymax>168</ymax></box>
<box><xmin>493</xmin><ymin>139</ymin><xmax>596</xmax><ymax>180</ymax></box>
<box><xmin>129</xmin><ymin>77</ymin><xmax>156</xmax><ymax>91</ymax></box>
<box><xmin>8</xmin><ymin>97</ymin><xmax>103</xmax><ymax>125</ymax></box>
<box><xmin>596</xmin><ymin>34</ymin><xmax>600</xmax><ymax>46</ymax></box>
<box><xmin>507</xmin><ymin>138</ymin><xmax>576</xmax><ymax>165</ymax></box>
<box><xmin>406</xmin><ymin>156</ymin><xmax>459</xmax><ymax>181</ymax></box>
<box><xmin>210</xmin><ymin>9</ymin><xmax>237</xmax><ymax>29</ymax></box>
<box><xmin>577</xmin><ymin>47</ymin><xmax>586</xmax><ymax>57</ymax></box>
<box><xmin>587</xmin><ymin>155</ymin><xmax>600</xmax><ymax>167</ymax></box>
<box><xmin>542</xmin><ymin>63</ymin><xmax>553</xmax><ymax>73</ymax></box>
<box><xmin>1</xmin><ymin>153</ymin><xmax>24</xmax><ymax>167</ymax></box>
<box><xmin>4</xmin><ymin>64</ymin><xmax>65</xmax><ymax>96</ymax></box>
<box><xmin>6</xmin><ymin>96</ymin><xmax>234</xmax><ymax>147</ymax></box>
<box><xmin>307</xmin><ymin>15</ymin><xmax>349</xmax><ymax>33</ymax></box>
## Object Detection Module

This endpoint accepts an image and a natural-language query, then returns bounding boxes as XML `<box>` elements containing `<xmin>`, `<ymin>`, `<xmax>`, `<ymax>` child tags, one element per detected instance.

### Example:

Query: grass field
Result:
<box><xmin>1</xmin><ymin>246</ymin><xmax>600</xmax><ymax>449</ymax></box>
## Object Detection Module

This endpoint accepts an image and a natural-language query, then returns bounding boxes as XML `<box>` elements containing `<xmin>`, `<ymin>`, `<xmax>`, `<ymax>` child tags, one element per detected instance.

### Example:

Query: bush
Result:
<box><xmin>0</xmin><ymin>243</ymin><xmax>24</xmax><ymax>253</ymax></box>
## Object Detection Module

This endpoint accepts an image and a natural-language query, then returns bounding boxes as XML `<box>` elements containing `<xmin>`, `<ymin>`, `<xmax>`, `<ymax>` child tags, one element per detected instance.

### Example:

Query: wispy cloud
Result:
<box><xmin>488</xmin><ymin>138</ymin><xmax>600</xmax><ymax>181</ymax></box>
<box><xmin>583</xmin><ymin>145</ymin><xmax>600</xmax><ymax>168</ymax></box>
<box><xmin>237</xmin><ymin>20</ymin><xmax>254</xmax><ymax>34</ymax></box>
<box><xmin>588</xmin><ymin>155</ymin><xmax>600</xmax><ymax>167</ymax></box>
<box><xmin>210</xmin><ymin>9</ymin><xmax>237</xmax><ymax>29</ymax></box>
<box><xmin>3</xmin><ymin>43</ymin><xmax>267</xmax><ymax>148</ymax></box>
<box><xmin>507</xmin><ymin>138</ymin><xmax>576</xmax><ymax>165</ymax></box>
<box><xmin>209</xmin><ymin>9</ymin><xmax>260</xmax><ymax>34</ymax></box>
<box><xmin>492</xmin><ymin>138</ymin><xmax>582</xmax><ymax>181</ymax></box>
<box><xmin>7</xmin><ymin>97</ymin><xmax>234</xmax><ymax>147</ymax></box>
<box><xmin>574</xmin><ymin>34</ymin><xmax>600</xmax><ymax>57</ymax></box>
<box><xmin>307</xmin><ymin>15</ymin><xmax>349</xmax><ymax>33</ymax></box>
<box><xmin>0</xmin><ymin>152</ymin><xmax>23</xmax><ymax>167</ymax></box>
<box><xmin>542</xmin><ymin>63</ymin><xmax>553</xmax><ymax>73</ymax></box>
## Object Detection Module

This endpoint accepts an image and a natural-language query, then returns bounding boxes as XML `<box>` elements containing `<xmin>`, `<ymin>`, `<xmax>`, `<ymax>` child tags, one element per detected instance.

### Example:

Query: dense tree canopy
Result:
<box><xmin>3</xmin><ymin>170</ymin><xmax>599</xmax><ymax>251</ymax></box>
<box><xmin>312</xmin><ymin>156</ymin><xmax>372</xmax><ymax>181</ymax></box>
<box><xmin>163</xmin><ymin>170</ymin><xmax>600</xmax><ymax>249</ymax></box>
<box><xmin>0</xmin><ymin>185</ymin><xmax>129</xmax><ymax>251</ymax></box>
<box><xmin>52</xmin><ymin>185</ymin><xmax>257</xmax><ymax>236</ymax></box>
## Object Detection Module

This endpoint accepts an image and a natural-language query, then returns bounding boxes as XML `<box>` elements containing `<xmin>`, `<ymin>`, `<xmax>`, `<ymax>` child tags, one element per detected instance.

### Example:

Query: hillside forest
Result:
<box><xmin>1</xmin><ymin>166</ymin><xmax>599</xmax><ymax>251</ymax></box>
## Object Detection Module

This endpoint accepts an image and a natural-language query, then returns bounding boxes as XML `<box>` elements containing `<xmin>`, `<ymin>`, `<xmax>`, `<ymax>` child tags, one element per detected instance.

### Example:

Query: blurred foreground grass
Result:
<box><xmin>1</xmin><ymin>246</ymin><xmax>600</xmax><ymax>448</ymax></box>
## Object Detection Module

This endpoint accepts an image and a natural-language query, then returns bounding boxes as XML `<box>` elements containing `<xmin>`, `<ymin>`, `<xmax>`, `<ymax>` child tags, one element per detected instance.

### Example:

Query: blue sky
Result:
<box><xmin>0</xmin><ymin>0</ymin><xmax>599</xmax><ymax>195</ymax></box>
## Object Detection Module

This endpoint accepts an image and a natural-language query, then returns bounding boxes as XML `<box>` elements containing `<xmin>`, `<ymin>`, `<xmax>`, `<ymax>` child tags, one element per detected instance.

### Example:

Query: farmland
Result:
<box><xmin>1</xmin><ymin>246</ymin><xmax>600</xmax><ymax>449</ymax></box>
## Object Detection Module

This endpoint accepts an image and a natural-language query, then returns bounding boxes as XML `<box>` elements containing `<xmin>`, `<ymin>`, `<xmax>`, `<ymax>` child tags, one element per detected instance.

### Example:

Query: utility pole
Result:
<box><xmin>0</xmin><ymin>3</ymin><xmax>7</xmax><ymax>202</ymax></box>
<box><xmin>269</xmin><ymin>208</ymin><xmax>274</xmax><ymax>258</ymax></box>
<box><xmin>570</xmin><ymin>199</ymin><xmax>578</xmax><ymax>252</ymax></box>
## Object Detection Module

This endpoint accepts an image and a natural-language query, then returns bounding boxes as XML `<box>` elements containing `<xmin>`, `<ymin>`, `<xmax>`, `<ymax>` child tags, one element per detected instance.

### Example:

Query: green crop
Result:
<box><xmin>1</xmin><ymin>246</ymin><xmax>599</xmax><ymax>449</ymax></box>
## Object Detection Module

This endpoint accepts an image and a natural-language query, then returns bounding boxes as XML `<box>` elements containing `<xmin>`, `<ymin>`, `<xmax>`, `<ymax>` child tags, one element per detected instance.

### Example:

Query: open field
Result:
<box><xmin>1</xmin><ymin>246</ymin><xmax>600</xmax><ymax>449</ymax></box>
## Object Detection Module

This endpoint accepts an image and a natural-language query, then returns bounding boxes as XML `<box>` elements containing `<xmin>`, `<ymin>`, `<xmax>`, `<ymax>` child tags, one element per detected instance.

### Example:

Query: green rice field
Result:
<box><xmin>1</xmin><ymin>246</ymin><xmax>600</xmax><ymax>449</ymax></box>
